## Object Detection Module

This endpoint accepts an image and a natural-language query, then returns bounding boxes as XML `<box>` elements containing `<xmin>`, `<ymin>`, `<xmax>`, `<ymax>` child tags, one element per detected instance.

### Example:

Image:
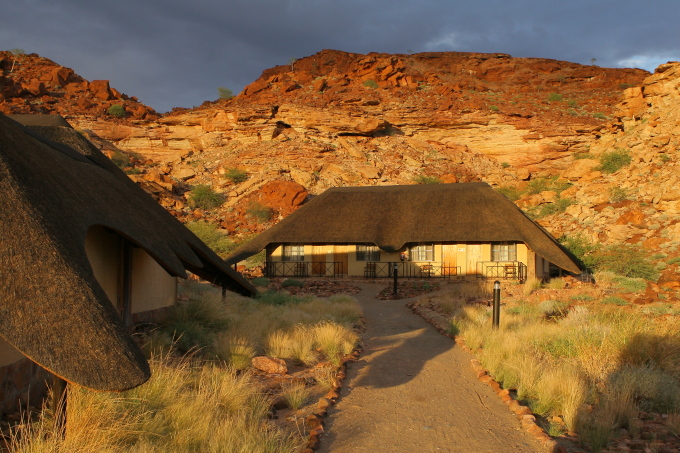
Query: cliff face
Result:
<box><xmin>70</xmin><ymin>49</ymin><xmax>647</xmax><ymax>170</ymax></box>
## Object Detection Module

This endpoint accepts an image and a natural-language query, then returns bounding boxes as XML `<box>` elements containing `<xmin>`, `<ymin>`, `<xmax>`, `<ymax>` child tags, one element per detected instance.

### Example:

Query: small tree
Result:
<box><xmin>9</xmin><ymin>48</ymin><xmax>25</xmax><ymax>73</ymax></box>
<box><xmin>189</xmin><ymin>185</ymin><xmax>224</xmax><ymax>210</ymax></box>
<box><xmin>107</xmin><ymin>104</ymin><xmax>126</xmax><ymax>118</ymax></box>
<box><xmin>223</xmin><ymin>168</ymin><xmax>248</xmax><ymax>184</ymax></box>
<box><xmin>217</xmin><ymin>87</ymin><xmax>233</xmax><ymax>100</ymax></box>
<box><xmin>246</xmin><ymin>202</ymin><xmax>273</xmax><ymax>223</ymax></box>
<box><xmin>288</xmin><ymin>57</ymin><xmax>297</xmax><ymax>72</ymax></box>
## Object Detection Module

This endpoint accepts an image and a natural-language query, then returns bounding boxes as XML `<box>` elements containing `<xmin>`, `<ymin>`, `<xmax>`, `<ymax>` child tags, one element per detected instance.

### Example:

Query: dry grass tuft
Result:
<box><xmin>281</xmin><ymin>380</ymin><xmax>311</xmax><ymax>410</ymax></box>
<box><xmin>10</xmin><ymin>354</ymin><xmax>303</xmax><ymax>452</ymax></box>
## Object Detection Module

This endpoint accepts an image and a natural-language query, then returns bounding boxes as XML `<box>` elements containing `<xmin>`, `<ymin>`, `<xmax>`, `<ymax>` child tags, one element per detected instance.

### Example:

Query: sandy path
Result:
<box><xmin>318</xmin><ymin>283</ymin><xmax>543</xmax><ymax>453</ymax></box>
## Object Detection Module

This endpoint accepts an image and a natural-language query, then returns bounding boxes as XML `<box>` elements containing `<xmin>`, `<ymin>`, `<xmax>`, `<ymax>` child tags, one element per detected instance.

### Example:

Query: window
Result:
<box><xmin>491</xmin><ymin>242</ymin><xmax>517</xmax><ymax>261</ymax></box>
<box><xmin>411</xmin><ymin>243</ymin><xmax>434</xmax><ymax>261</ymax></box>
<box><xmin>282</xmin><ymin>244</ymin><xmax>304</xmax><ymax>261</ymax></box>
<box><xmin>356</xmin><ymin>244</ymin><xmax>380</xmax><ymax>261</ymax></box>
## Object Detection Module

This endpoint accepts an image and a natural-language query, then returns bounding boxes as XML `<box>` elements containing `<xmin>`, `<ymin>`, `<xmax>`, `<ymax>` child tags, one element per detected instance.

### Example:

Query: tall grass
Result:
<box><xmin>11</xmin><ymin>281</ymin><xmax>362</xmax><ymax>452</ymax></box>
<box><xmin>10</xmin><ymin>355</ymin><xmax>303</xmax><ymax>452</ymax></box>
<box><xmin>451</xmin><ymin>300</ymin><xmax>680</xmax><ymax>451</ymax></box>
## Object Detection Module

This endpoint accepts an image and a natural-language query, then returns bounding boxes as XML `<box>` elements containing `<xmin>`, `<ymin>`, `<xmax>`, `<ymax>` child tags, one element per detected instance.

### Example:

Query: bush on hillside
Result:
<box><xmin>107</xmin><ymin>104</ymin><xmax>126</xmax><ymax>118</ymax></box>
<box><xmin>597</xmin><ymin>149</ymin><xmax>632</xmax><ymax>174</ymax></box>
<box><xmin>189</xmin><ymin>184</ymin><xmax>224</xmax><ymax>210</ymax></box>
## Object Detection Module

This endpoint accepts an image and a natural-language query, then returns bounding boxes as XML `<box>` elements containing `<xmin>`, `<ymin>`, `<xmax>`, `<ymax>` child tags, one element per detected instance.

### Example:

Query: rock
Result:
<box><xmin>172</xmin><ymin>167</ymin><xmax>196</xmax><ymax>181</ymax></box>
<box><xmin>251</xmin><ymin>356</ymin><xmax>287</xmax><ymax>374</ymax></box>
<box><xmin>89</xmin><ymin>79</ymin><xmax>113</xmax><ymax>101</ymax></box>
<box><xmin>22</xmin><ymin>80</ymin><xmax>47</xmax><ymax>96</ymax></box>
<box><xmin>258</xmin><ymin>180</ymin><xmax>308</xmax><ymax>215</ymax></box>
<box><xmin>357</xmin><ymin>165</ymin><xmax>381</xmax><ymax>179</ymax></box>
<box><xmin>562</xmin><ymin>159</ymin><xmax>598</xmax><ymax>180</ymax></box>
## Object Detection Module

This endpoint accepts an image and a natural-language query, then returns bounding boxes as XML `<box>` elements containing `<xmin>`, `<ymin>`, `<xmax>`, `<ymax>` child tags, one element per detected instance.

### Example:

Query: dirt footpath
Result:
<box><xmin>319</xmin><ymin>283</ymin><xmax>543</xmax><ymax>453</ymax></box>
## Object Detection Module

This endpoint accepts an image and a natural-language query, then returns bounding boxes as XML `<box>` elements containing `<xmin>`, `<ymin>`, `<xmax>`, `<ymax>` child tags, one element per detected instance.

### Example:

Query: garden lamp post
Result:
<box><xmin>393</xmin><ymin>263</ymin><xmax>399</xmax><ymax>297</ymax></box>
<box><xmin>492</xmin><ymin>280</ymin><xmax>501</xmax><ymax>329</ymax></box>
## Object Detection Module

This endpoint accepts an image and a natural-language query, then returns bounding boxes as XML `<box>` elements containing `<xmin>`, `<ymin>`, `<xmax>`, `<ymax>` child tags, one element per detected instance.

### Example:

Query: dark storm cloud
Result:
<box><xmin>2</xmin><ymin>0</ymin><xmax>679</xmax><ymax>112</ymax></box>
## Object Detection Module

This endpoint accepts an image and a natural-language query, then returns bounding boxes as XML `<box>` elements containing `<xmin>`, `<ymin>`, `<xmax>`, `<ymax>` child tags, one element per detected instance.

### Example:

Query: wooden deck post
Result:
<box><xmin>52</xmin><ymin>376</ymin><xmax>67</xmax><ymax>438</ymax></box>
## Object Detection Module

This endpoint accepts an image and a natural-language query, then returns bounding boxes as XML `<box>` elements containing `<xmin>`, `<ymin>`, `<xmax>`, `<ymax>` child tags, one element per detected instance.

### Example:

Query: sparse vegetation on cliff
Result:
<box><xmin>188</xmin><ymin>184</ymin><xmax>223</xmax><ymax>210</ymax></box>
<box><xmin>596</xmin><ymin>148</ymin><xmax>632</xmax><ymax>174</ymax></box>
<box><xmin>106</xmin><ymin>104</ymin><xmax>125</xmax><ymax>118</ymax></box>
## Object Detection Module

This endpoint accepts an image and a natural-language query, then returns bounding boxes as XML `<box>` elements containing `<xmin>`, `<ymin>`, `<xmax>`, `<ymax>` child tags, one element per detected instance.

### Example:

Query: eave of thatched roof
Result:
<box><xmin>226</xmin><ymin>182</ymin><xmax>581</xmax><ymax>274</ymax></box>
<box><xmin>0</xmin><ymin>113</ymin><xmax>256</xmax><ymax>391</ymax></box>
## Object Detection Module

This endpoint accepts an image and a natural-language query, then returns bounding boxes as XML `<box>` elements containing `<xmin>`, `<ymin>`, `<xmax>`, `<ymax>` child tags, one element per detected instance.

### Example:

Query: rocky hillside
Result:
<box><xmin>1</xmin><ymin>50</ymin><xmax>646</xmax><ymax>235</ymax></box>
<box><xmin>0</xmin><ymin>51</ymin><xmax>157</xmax><ymax>120</ymax></box>
<box><xmin>8</xmin><ymin>48</ymin><xmax>680</xmax><ymax>277</ymax></box>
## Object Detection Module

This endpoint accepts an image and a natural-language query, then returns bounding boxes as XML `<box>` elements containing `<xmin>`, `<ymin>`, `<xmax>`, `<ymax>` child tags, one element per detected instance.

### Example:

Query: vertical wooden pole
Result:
<box><xmin>52</xmin><ymin>376</ymin><xmax>67</xmax><ymax>438</ymax></box>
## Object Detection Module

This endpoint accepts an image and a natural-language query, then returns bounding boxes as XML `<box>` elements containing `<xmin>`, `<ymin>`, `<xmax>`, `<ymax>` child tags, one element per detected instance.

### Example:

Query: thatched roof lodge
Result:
<box><xmin>0</xmin><ymin>113</ymin><xmax>255</xmax><ymax>410</ymax></box>
<box><xmin>227</xmin><ymin>183</ymin><xmax>580</xmax><ymax>280</ymax></box>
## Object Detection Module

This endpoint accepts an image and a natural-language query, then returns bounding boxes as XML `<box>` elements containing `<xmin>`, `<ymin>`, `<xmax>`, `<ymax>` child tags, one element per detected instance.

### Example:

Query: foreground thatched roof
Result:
<box><xmin>226</xmin><ymin>182</ymin><xmax>581</xmax><ymax>273</ymax></box>
<box><xmin>0</xmin><ymin>113</ymin><xmax>256</xmax><ymax>392</ymax></box>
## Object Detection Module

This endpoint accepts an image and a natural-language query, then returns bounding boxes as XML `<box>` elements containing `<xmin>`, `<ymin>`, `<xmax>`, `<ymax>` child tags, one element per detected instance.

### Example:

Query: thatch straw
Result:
<box><xmin>226</xmin><ymin>182</ymin><xmax>580</xmax><ymax>274</ymax></box>
<box><xmin>0</xmin><ymin>113</ymin><xmax>255</xmax><ymax>392</ymax></box>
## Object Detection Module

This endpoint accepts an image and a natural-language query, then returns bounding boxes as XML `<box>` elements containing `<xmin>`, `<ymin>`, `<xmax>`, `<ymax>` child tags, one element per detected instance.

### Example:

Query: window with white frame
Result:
<box><xmin>282</xmin><ymin>244</ymin><xmax>304</xmax><ymax>261</ymax></box>
<box><xmin>411</xmin><ymin>243</ymin><xmax>435</xmax><ymax>261</ymax></box>
<box><xmin>491</xmin><ymin>242</ymin><xmax>517</xmax><ymax>261</ymax></box>
<box><xmin>356</xmin><ymin>244</ymin><xmax>380</xmax><ymax>261</ymax></box>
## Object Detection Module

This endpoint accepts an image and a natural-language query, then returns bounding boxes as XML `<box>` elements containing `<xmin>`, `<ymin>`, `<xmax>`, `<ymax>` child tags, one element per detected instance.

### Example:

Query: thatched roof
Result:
<box><xmin>226</xmin><ymin>182</ymin><xmax>581</xmax><ymax>273</ymax></box>
<box><xmin>0</xmin><ymin>113</ymin><xmax>256</xmax><ymax>392</ymax></box>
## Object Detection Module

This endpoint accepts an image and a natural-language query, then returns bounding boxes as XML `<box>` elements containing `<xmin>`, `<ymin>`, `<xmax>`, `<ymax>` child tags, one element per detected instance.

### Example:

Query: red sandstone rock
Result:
<box><xmin>251</xmin><ymin>356</ymin><xmax>288</xmax><ymax>374</ymax></box>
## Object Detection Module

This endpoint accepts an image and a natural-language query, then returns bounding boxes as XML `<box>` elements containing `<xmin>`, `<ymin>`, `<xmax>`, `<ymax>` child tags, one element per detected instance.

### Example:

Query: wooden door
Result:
<box><xmin>442</xmin><ymin>244</ymin><xmax>458</xmax><ymax>276</ymax></box>
<box><xmin>334</xmin><ymin>245</ymin><xmax>349</xmax><ymax>276</ymax></box>
<box><xmin>466</xmin><ymin>244</ymin><xmax>482</xmax><ymax>276</ymax></box>
<box><xmin>312</xmin><ymin>245</ymin><xmax>326</xmax><ymax>275</ymax></box>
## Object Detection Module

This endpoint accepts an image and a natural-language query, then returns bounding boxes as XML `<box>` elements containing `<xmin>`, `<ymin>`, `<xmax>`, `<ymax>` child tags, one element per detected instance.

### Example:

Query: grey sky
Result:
<box><xmin>3</xmin><ymin>0</ymin><xmax>678</xmax><ymax>112</ymax></box>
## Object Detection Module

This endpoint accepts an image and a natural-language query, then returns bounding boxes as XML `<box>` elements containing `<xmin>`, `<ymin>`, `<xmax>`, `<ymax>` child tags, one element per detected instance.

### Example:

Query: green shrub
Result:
<box><xmin>609</xmin><ymin>187</ymin><xmax>629</xmax><ymax>203</ymax></box>
<box><xmin>527</xmin><ymin>176</ymin><xmax>571</xmax><ymax>195</ymax></box>
<box><xmin>217</xmin><ymin>86</ymin><xmax>233</xmax><ymax>99</ymax></box>
<box><xmin>496</xmin><ymin>186</ymin><xmax>523</xmax><ymax>201</ymax></box>
<box><xmin>660</xmin><ymin>154</ymin><xmax>672</xmax><ymax>163</ymax></box>
<box><xmin>597</xmin><ymin>149</ymin><xmax>632</xmax><ymax>174</ymax></box>
<box><xmin>530</xmin><ymin>198</ymin><xmax>574</xmax><ymax>218</ymax></box>
<box><xmin>548</xmin><ymin>93</ymin><xmax>563</xmax><ymax>102</ymax></box>
<box><xmin>590</xmin><ymin>245</ymin><xmax>658</xmax><ymax>280</ymax></box>
<box><xmin>567</xmin><ymin>99</ymin><xmax>578</xmax><ymax>107</ymax></box>
<box><xmin>224</xmin><ymin>168</ymin><xmax>248</xmax><ymax>184</ymax></box>
<box><xmin>668</xmin><ymin>257</ymin><xmax>680</xmax><ymax>265</ymax></box>
<box><xmin>107</xmin><ymin>104</ymin><xmax>126</xmax><ymax>118</ymax></box>
<box><xmin>489</xmin><ymin>105</ymin><xmax>499</xmax><ymax>112</ymax></box>
<box><xmin>282</xmin><ymin>279</ymin><xmax>304</xmax><ymax>288</ymax></box>
<box><xmin>501</xmin><ymin>162</ymin><xmax>510</xmax><ymax>168</ymax></box>
<box><xmin>363</xmin><ymin>79</ymin><xmax>379</xmax><ymax>89</ymax></box>
<box><xmin>246</xmin><ymin>202</ymin><xmax>273</xmax><ymax>222</ymax></box>
<box><xmin>413</xmin><ymin>174</ymin><xmax>442</xmax><ymax>184</ymax></box>
<box><xmin>602</xmin><ymin>296</ymin><xmax>629</xmax><ymax>306</ymax></box>
<box><xmin>189</xmin><ymin>184</ymin><xmax>224</xmax><ymax>210</ymax></box>
<box><xmin>559</xmin><ymin>233</ymin><xmax>598</xmax><ymax>269</ymax></box>
<box><xmin>256</xmin><ymin>290</ymin><xmax>301</xmax><ymax>306</ymax></box>
<box><xmin>251</xmin><ymin>277</ymin><xmax>270</xmax><ymax>287</ymax></box>
<box><xmin>613</xmin><ymin>276</ymin><xmax>647</xmax><ymax>293</ymax></box>
<box><xmin>186</xmin><ymin>221</ymin><xmax>236</xmax><ymax>258</ymax></box>
<box><xmin>593</xmin><ymin>112</ymin><xmax>606</xmax><ymax>119</ymax></box>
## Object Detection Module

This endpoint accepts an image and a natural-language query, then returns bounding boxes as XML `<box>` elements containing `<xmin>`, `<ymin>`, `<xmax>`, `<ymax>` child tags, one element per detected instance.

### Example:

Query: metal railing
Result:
<box><xmin>477</xmin><ymin>261</ymin><xmax>527</xmax><ymax>282</ymax></box>
<box><xmin>264</xmin><ymin>261</ymin><xmax>345</xmax><ymax>278</ymax></box>
<box><xmin>363</xmin><ymin>262</ymin><xmax>460</xmax><ymax>279</ymax></box>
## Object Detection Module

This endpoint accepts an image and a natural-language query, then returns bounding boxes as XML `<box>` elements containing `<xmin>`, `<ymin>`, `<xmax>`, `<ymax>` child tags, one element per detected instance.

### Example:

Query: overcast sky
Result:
<box><xmin>3</xmin><ymin>0</ymin><xmax>678</xmax><ymax>113</ymax></box>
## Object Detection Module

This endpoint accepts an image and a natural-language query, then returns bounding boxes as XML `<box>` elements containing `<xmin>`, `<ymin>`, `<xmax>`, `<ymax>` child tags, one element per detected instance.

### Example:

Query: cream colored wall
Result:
<box><xmin>0</xmin><ymin>337</ymin><xmax>25</xmax><ymax>367</ymax></box>
<box><xmin>267</xmin><ymin>242</ymin><xmax>552</xmax><ymax>280</ymax></box>
<box><xmin>131</xmin><ymin>248</ymin><xmax>177</xmax><ymax>314</ymax></box>
<box><xmin>85</xmin><ymin>226</ymin><xmax>177</xmax><ymax>315</ymax></box>
<box><xmin>85</xmin><ymin>226</ymin><xmax>120</xmax><ymax>307</ymax></box>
